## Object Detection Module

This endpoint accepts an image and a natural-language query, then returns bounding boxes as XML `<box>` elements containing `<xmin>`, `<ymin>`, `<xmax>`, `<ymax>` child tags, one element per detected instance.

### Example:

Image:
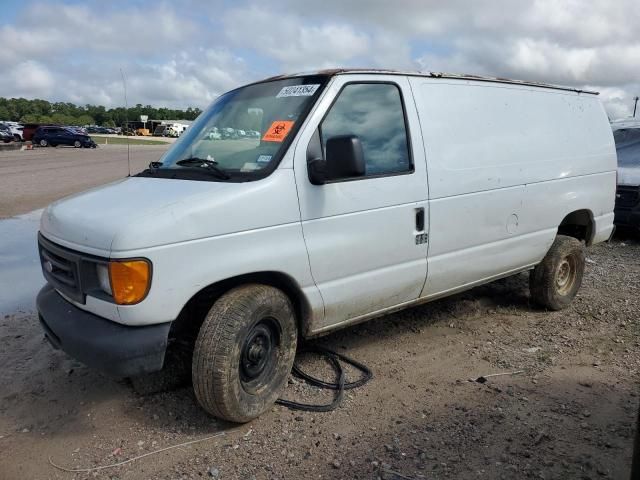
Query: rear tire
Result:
<box><xmin>73</xmin><ymin>140</ymin><xmax>81</xmax><ymax>148</ymax></box>
<box><xmin>192</xmin><ymin>285</ymin><xmax>297</xmax><ymax>423</ymax></box>
<box><xmin>529</xmin><ymin>235</ymin><xmax>585</xmax><ymax>310</ymax></box>
<box><xmin>39</xmin><ymin>139</ymin><xmax>48</xmax><ymax>147</ymax></box>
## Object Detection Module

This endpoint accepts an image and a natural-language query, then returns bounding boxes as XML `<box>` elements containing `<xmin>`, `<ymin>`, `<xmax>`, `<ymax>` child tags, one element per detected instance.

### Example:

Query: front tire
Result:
<box><xmin>529</xmin><ymin>235</ymin><xmax>585</xmax><ymax>310</ymax></box>
<box><xmin>192</xmin><ymin>285</ymin><xmax>297</xmax><ymax>423</ymax></box>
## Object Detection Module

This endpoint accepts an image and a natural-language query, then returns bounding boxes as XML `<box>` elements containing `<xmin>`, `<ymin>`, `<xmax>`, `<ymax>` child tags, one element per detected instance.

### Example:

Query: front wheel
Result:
<box><xmin>529</xmin><ymin>235</ymin><xmax>585</xmax><ymax>310</ymax></box>
<box><xmin>192</xmin><ymin>285</ymin><xmax>297</xmax><ymax>423</ymax></box>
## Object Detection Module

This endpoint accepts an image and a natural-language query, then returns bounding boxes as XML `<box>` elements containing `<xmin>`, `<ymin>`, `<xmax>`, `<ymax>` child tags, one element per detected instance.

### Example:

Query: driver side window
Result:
<box><xmin>319</xmin><ymin>83</ymin><xmax>412</xmax><ymax>177</ymax></box>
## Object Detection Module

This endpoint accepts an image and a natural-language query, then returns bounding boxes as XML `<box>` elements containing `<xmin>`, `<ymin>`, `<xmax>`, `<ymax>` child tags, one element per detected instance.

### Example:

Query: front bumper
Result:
<box><xmin>37</xmin><ymin>284</ymin><xmax>171</xmax><ymax>377</ymax></box>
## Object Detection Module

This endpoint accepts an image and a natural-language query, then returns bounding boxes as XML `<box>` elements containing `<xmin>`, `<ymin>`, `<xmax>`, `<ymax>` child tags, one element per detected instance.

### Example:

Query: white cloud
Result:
<box><xmin>223</xmin><ymin>7</ymin><xmax>370</xmax><ymax>71</ymax></box>
<box><xmin>1</xmin><ymin>0</ymin><xmax>640</xmax><ymax>119</ymax></box>
<box><xmin>0</xmin><ymin>61</ymin><xmax>54</xmax><ymax>98</ymax></box>
<box><xmin>270</xmin><ymin>0</ymin><xmax>640</xmax><ymax>118</ymax></box>
<box><xmin>0</xmin><ymin>2</ymin><xmax>198</xmax><ymax>63</ymax></box>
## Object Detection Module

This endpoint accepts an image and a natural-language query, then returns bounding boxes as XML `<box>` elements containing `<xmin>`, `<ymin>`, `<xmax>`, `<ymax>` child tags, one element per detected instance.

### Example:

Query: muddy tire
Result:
<box><xmin>130</xmin><ymin>341</ymin><xmax>192</xmax><ymax>395</ymax></box>
<box><xmin>529</xmin><ymin>235</ymin><xmax>585</xmax><ymax>310</ymax></box>
<box><xmin>192</xmin><ymin>285</ymin><xmax>297</xmax><ymax>423</ymax></box>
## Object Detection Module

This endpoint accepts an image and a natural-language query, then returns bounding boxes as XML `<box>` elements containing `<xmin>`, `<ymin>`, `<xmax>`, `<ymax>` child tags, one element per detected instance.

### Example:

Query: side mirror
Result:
<box><xmin>325</xmin><ymin>135</ymin><xmax>365</xmax><ymax>180</ymax></box>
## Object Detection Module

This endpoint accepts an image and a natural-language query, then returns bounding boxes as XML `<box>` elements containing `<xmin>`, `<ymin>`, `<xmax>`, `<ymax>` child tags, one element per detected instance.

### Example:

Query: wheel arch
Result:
<box><xmin>557</xmin><ymin>209</ymin><xmax>595</xmax><ymax>245</ymax></box>
<box><xmin>168</xmin><ymin>271</ymin><xmax>313</xmax><ymax>344</ymax></box>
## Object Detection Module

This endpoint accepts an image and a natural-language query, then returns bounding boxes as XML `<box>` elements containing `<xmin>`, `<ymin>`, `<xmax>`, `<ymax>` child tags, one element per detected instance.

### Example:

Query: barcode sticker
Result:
<box><xmin>276</xmin><ymin>84</ymin><xmax>320</xmax><ymax>98</ymax></box>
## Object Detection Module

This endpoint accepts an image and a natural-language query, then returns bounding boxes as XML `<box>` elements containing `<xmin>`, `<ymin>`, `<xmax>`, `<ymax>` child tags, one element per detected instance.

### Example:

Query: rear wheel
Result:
<box><xmin>192</xmin><ymin>285</ymin><xmax>297</xmax><ymax>423</ymax></box>
<box><xmin>529</xmin><ymin>235</ymin><xmax>585</xmax><ymax>310</ymax></box>
<box><xmin>39</xmin><ymin>139</ymin><xmax>48</xmax><ymax>147</ymax></box>
<box><xmin>73</xmin><ymin>140</ymin><xmax>81</xmax><ymax>148</ymax></box>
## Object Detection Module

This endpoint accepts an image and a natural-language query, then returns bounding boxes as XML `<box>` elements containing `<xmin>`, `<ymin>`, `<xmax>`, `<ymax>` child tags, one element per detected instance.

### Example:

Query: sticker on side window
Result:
<box><xmin>262</xmin><ymin>120</ymin><xmax>294</xmax><ymax>142</ymax></box>
<box><xmin>276</xmin><ymin>84</ymin><xmax>320</xmax><ymax>98</ymax></box>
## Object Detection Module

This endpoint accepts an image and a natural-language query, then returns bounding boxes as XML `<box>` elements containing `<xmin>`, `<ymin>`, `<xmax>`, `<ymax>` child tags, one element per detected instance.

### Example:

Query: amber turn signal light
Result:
<box><xmin>108</xmin><ymin>260</ymin><xmax>151</xmax><ymax>305</ymax></box>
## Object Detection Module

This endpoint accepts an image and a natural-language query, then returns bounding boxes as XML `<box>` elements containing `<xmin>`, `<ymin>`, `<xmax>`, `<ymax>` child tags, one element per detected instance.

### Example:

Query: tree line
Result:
<box><xmin>0</xmin><ymin>97</ymin><xmax>203</xmax><ymax>126</ymax></box>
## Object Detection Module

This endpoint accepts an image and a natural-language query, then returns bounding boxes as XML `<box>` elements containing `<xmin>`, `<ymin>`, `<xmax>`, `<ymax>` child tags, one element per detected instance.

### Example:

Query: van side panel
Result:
<box><xmin>410</xmin><ymin>78</ymin><xmax>616</xmax><ymax>297</ymax></box>
<box><xmin>412</xmin><ymin>80</ymin><xmax>616</xmax><ymax>198</ymax></box>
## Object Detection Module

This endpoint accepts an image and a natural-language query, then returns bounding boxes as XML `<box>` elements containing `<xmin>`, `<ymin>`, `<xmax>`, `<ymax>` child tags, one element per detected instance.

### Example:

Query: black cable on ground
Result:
<box><xmin>276</xmin><ymin>345</ymin><xmax>373</xmax><ymax>412</ymax></box>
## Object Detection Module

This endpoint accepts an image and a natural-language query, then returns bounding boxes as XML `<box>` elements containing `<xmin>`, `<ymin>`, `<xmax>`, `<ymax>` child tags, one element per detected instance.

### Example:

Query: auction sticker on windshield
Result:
<box><xmin>262</xmin><ymin>121</ymin><xmax>294</xmax><ymax>142</ymax></box>
<box><xmin>276</xmin><ymin>84</ymin><xmax>320</xmax><ymax>98</ymax></box>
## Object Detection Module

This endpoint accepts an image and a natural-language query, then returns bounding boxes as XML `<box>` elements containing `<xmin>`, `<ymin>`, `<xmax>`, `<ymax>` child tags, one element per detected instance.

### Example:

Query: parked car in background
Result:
<box><xmin>87</xmin><ymin>126</ymin><xmax>117</xmax><ymax>134</ymax></box>
<box><xmin>612</xmin><ymin>124</ymin><xmax>640</xmax><ymax>229</ymax></box>
<box><xmin>1</xmin><ymin>121</ymin><xmax>24</xmax><ymax>141</ymax></box>
<box><xmin>0</xmin><ymin>124</ymin><xmax>14</xmax><ymax>143</ymax></box>
<box><xmin>21</xmin><ymin>123</ymin><xmax>44</xmax><ymax>142</ymax></box>
<box><xmin>33</xmin><ymin>126</ymin><xmax>96</xmax><ymax>148</ymax></box>
<box><xmin>153</xmin><ymin>125</ymin><xmax>168</xmax><ymax>136</ymax></box>
<box><xmin>166</xmin><ymin>124</ymin><xmax>187</xmax><ymax>137</ymax></box>
<box><xmin>206</xmin><ymin>127</ymin><xmax>222</xmax><ymax>140</ymax></box>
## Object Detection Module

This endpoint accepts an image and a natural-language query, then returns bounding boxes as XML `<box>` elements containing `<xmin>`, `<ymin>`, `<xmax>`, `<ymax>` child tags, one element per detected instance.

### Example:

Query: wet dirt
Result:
<box><xmin>0</xmin><ymin>209</ymin><xmax>43</xmax><ymax>316</ymax></box>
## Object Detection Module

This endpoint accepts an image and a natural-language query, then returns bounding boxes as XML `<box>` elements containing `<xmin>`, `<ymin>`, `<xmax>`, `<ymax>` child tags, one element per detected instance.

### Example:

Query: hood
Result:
<box><xmin>618</xmin><ymin>165</ymin><xmax>640</xmax><ymax>186</ymax></box>
<box><xmin>40</xmin><ymin>170</ymin><xmax>299</xmax><ymax>254</ymax></box>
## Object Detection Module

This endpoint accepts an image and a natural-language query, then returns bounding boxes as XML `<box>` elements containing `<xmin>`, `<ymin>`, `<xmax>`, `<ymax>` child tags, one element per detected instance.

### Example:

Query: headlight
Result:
<box><xmin>108</xmin><ymin>260</ymin><xmax>152</xmax><ymax>305</ymax></box>
<box><xmin>96</xmin><ymin>264</ymin><xmax>112</xmax><ymax>295</ymax></box>
<box><xmin>95</xmin><ymin>260</ymin><xmax>151</xmax><ymax>305</ymax></box>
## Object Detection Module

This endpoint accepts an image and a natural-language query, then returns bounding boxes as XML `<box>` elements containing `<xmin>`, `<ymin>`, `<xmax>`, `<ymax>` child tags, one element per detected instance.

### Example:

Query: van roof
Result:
<box><xmin>262</xmin><ymin>68</ymin><xmax>599</xmax><ymax>95</ymax></box>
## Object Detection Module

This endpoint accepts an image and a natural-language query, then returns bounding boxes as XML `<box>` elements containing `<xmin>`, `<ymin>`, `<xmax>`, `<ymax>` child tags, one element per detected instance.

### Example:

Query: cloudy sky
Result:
<box><xmin>1</xmin><ymin>0</ymin><xmax>639</xmax><ymax>118</ymax></box>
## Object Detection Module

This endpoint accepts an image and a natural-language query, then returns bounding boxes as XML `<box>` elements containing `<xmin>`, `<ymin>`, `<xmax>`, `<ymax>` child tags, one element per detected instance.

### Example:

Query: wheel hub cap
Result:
<box><xmin>241</xmin><ymin>323</ymin><xmax>274</xmax><ymax>381</ymax></box>
<box><xmin>555</xmin><ymin>256</ymin><xmax>576</xmax><ymax>295</ymax></box>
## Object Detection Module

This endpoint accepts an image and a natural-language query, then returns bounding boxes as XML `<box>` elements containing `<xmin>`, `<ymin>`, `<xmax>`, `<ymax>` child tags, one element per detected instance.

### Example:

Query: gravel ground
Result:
<box><xmin>0</xmin><ymin>144</ymin><xmax>169</xmax><ymax>218</ymax></box>
<box><xmin>0</xmin><ymin>232</ymin><xmax>638</xmax><ymax>479</ymax></box>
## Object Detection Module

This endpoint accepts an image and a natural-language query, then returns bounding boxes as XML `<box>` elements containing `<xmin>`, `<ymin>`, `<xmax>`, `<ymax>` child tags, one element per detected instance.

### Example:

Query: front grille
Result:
<box><xmin>38</xmin><ymin>235</ymin><xmax>84</xmax><ymax>303</ymax></box>
<box><xmin>615</xmin><ymin>186</ymin><xmax>640</xmax><ymax>209</ymax></box>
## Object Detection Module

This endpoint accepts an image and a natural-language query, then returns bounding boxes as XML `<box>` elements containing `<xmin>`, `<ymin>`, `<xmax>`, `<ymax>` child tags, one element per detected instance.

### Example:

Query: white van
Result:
<box><xmin>36</xmin><ymin>69</ymin><xmax>616</xmax><ymax>422</ymax></box>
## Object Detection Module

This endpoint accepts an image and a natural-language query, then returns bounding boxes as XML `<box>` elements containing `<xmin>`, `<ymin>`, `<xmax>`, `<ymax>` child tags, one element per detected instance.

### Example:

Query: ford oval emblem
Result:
<box><xmin>44</xmin><ymin>260</ymin><xmax>53</xmax><ymax>273</ymax></box>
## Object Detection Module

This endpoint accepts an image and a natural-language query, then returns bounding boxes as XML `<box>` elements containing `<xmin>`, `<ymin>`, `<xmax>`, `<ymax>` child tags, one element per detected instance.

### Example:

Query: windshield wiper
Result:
<box><xmin>175</xmin><ymin>158</ymin><xmax>231</xmax><ymax>180</ymax></box>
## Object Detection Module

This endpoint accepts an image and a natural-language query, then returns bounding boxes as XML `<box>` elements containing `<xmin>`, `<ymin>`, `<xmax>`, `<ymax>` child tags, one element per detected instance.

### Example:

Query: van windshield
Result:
<box><xmin>613</xmin><ymin>128</ymin><xmax>640</xmax><ymax>167</ymax></box>
<box><xmin>140</xmin><ymin>76</ymin><xmax>328</xmax><ymax>181</ymax></box>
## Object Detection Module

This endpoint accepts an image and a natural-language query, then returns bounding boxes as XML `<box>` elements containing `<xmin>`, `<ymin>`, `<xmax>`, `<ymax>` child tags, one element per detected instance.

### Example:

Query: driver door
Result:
<box><xmin>293</xmin><ymin>75</ymin><xmax>429</xmax><ymax>332</ymax></box>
